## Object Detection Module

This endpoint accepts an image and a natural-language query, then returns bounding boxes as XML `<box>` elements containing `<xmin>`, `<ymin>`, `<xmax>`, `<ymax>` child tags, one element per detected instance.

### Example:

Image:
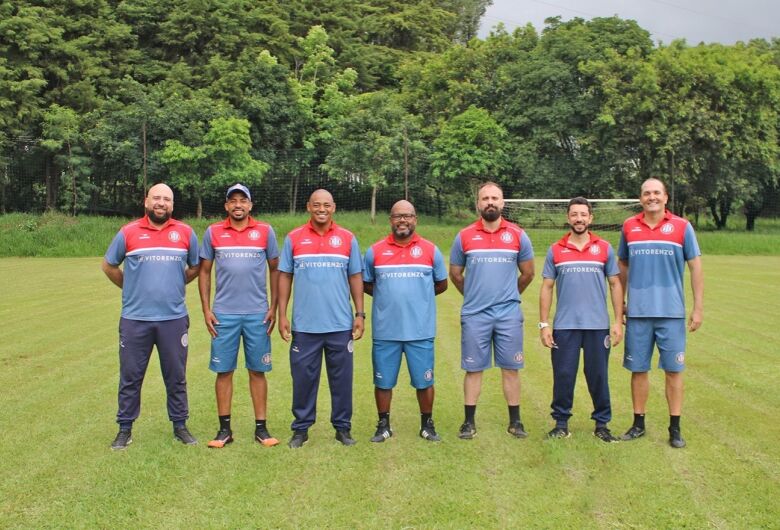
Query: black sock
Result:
<box><xmin>465</xmin><ymin>405</ymin><xmax>476</xmax><ymax>424</ymax></box>
<box><xmin>255</xmin><ymin>419</ymin><xmax>266</xmax><ymax>432</ymax></box>
<box><xmin>378</xmin><ymin>412</ymin><xmax>390</xmax><ymax>423</ymax></box>
<box><xmin>669</xmin><ymin>415</ymin><xmax>681</xmax><ymax>431</ymax></box>
<box><xmin>218</xmin><ymin>415</ymin><xmax>231</xmax><ymax>432</ymax></box>
<box><xmin>633</xmin><ymin>413</ymin><xmax>646</xmax><ymax>430</ymax></box>
<box><xmin>173</xmin><ymin>420</ymin><xmax>186</xmax><ymax>429</ymax></box>
<box><xmin>119</xmin><ymin>422</ymin><xmax>132</xmax><ymax>432</ymax></box>
<box><xmin>421</xmin><ymin>413</ymin><xmax>432</xmax><ymax>429</ymax></box>
<box><xmin>508</xmin><ymin>405</ymin><xmax>520</xmax><ymax>423</ymax></box>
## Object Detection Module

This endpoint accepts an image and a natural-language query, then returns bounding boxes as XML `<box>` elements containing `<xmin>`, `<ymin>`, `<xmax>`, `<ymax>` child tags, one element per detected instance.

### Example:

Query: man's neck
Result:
<box><xmin>393</xmin><ymin>234</ymin><xmax>413</xmax><ymax>246</ymax></box>
<box><xmin>568</xmin><ymin>230</ymin><xmax>590</xmax><ymax>250</ymax></box>
<box><xmin>481</xmin><ymin>217</ymin><xmax>502</xmax><ymax>232</ymax></box>
<box><xmin>644</xmin><ymin>210</ymin><xmax>665</xmax><ymax>228</ymax></box>
<box><xmin>311</xmin><ymin>220</ymin><xmax>332</xmax><ymax>235</ymax></box>
<box><xmin>147</xmin><ymin>216</ymin><xmax>168</xmax><ymax>230</ymax></box>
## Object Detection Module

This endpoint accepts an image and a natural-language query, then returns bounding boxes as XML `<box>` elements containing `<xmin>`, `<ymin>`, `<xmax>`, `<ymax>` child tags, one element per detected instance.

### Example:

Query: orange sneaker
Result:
<box><xmin>207</xmin><ymin>429</ymin><xmax>233</xmax><ymax>448</ymax></box>
<box><xmin>255</xmin><ymin>427</ymin><xmax>279</xmax><ymax>447</ymax></box>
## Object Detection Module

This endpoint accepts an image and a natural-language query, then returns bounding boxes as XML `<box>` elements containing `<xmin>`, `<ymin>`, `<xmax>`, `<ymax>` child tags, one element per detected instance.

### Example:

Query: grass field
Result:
<box><xmin>2</xmin><ymin>253</ymin><xmax>779</xmax><ymax>528</ymax></box>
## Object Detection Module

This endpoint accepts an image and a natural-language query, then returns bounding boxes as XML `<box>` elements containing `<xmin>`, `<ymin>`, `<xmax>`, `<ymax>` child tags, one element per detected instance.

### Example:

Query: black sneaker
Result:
<box><xmin>547</xmin><ymin>427</ymin><xmax>571</xmax><ymax>439</ymax></box>
<box><xmin>288</xmin><ymin>430</ymin><xmax>308</xmax><ymax>449</ymax></box>
<box><xmin>174</xmin><ymin>426</ymin><xmax>198</xmax><ymax>445</ymax></box>
<box><xmin>458</xmin><ymin>421</ymin><xmax>476</xmax><ymax>440</ymax></box>
<box><xmin>507</xmin><ymin>421</ymin><xmax>528</xmax><ymax>439</ymax></box>
<box><xmin>335</xmin><ymin>429</ymin><xmax>357</xmax><ymax>446</ymax></box>
<box><xmin>111</xmin><ymin>429</ymin><xmax>132</xmax><ymax>450</ymax></box>
<box><xmin>370</xmin><ymin>419</ymin><xmax>393</xmax><ymax>443</ymax></box>
<box><xmin>419</xmin><ymin>418</ymin><xmax>441</xmax><ymax>442</ymax></box>
<box><xmin>669</xmin><ymin>428</ymin><xmax>686</xmax><ymax>448</ymax></box>
<box><xmin>255</xmin><ymin>426</ymin><xmax>280</xmax><ymax>447</ymax></box>
<box><xmin>207</xmin><ymin>429</ymin><xmax>233</xmax><ymax>448</ymax></box>
<box><xmin>594</xmin><ymin>426</ymin><xmax>619</xmax><ymax>443</ymax></box>
<box><xmin>620</xmin><ymin>425</ymin><xmax>646</xmax><ymax>441</ymax></box>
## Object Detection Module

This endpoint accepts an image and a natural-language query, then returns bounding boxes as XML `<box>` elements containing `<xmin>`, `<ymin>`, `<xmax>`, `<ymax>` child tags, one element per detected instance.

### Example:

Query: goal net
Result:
<box><xmin>503</xmin><ymin>199</ymin><xmax>642</xmax><ymax>231</ymax></box>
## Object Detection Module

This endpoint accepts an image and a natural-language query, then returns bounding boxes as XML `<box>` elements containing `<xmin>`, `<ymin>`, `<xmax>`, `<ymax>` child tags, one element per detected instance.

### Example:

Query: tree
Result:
<box><xmin>323</xmin><ymin>90</ymin><xmax>426</xmax><ymax>222</ymax></box>
<box><xmin>430</xmin><ymin>105</ymin><xmax>510</xmax><ymax>215</ymax></box>
<box><xmin>159</xmin><ymin>117</ymin><xmax>268</xmax><ymax>217</ymax></box>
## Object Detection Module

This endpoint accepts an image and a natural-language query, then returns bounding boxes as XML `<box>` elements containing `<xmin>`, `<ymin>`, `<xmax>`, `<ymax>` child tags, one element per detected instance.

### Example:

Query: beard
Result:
<box><xmin>392</xmin><ymin>225</ymin><xmax>415</xmax><ymax>239</ymax></box>
<box><xmin>480</xmin><ymin>206</ymin><xmax>501</xmax><ymax>222</ymax></box>
<box><xmin>570</xmin><ymin>223</ymin><xmax>588</xmax><ymax>234</ymax></box>
<box><xmin>146</xmin><ymin>207</ymin><xmax>171</xmax><ymax>224</ymax></box>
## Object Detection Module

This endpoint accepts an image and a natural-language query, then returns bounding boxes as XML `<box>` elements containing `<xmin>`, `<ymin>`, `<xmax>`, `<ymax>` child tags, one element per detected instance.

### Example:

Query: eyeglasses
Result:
<box><xmin>390</xmin><ymin>213</ymin><xmax>416</xmax><ymax>221</ymax></box>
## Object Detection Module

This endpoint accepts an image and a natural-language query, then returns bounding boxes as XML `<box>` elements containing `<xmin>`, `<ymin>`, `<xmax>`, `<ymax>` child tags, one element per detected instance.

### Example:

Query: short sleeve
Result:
<box><xmin>433</xmin><ymin>246</ymin><xmax>448</xmax><ymax>281</ymax></box>
<box><xmin>518</xmin><ymin>231</ymin><xmax>534</xmax><ymax>262</ymax></box>
<box><xmin>200</xmin><ymin>227</ymin><xmax>214</xmax><ymax>261</ymax></box>
<box><xmin>605</xmin><ymin>244</ymin><xmax>619</xmax><ymax>277</ymax></box>
<box><xmin>279</xmin><ymin>236</ymin><xmax>294</xmax><ymax>273</ymax></box>
<box><xmin>542</xmin><ymin>248</ymin><xmax>556</xmax><ymax>279</ymax></box>
<box><xmin>683</xmin><ymin>223</ymin><xmax>701</xmax><ymax>261</ymax></box>
<box><xmin>449</xmin><ymin>233</ymin><xmax>465</xmax><ymax>267</ymax></box>
<box><xmin>187</xmin><ymin>230</ymin><xmax>199</xmax><ymax>266</ymax></box>
<box><xmin>266</xmin><ymin>226</ymin><xmax>280</xmax><ymax>260</ymax></box>
<box><xmin>348</xmin><ymin>236</ymin><xmax>362</xmax><ymax>275</ymax></box>
<box><xmin>363</xmin><ymin>246</ymin><xmax>375</xmax><ymax>282</ymax></box>
<box><xmin>104</xmin><ymin>231</ymin><xmax>127</xmax><ymax>266</ymax></box>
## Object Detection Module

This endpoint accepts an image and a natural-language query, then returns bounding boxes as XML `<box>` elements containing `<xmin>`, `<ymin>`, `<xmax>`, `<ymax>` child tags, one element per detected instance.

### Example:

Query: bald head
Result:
<box><xmin>145</xmin><ymin>183</ymin><xmax>174</xmax><ymax>226</ymax></box>
<box><xmin>390</xmin><ymin>200</ymin><xmax>416</xmax><ymax>216</ymax></box>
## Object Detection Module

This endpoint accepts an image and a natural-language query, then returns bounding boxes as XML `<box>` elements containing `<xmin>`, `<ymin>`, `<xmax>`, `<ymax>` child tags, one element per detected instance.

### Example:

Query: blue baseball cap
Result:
<box><xmin>226</xmin><ymin>183</ymin><xmax>251</xmax><ymax>201</ymax></box>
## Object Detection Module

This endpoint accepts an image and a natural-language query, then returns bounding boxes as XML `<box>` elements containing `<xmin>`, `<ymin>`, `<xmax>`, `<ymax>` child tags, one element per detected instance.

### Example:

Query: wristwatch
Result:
<box><xmin>538</xmin><ymin>322</ymin><xmax>550</xmax><ymax>330</ymax></box>
<box><xmin>355</xmin><ymin>311</ymin><xmax>366</xmax><ymax>318</ymax></box>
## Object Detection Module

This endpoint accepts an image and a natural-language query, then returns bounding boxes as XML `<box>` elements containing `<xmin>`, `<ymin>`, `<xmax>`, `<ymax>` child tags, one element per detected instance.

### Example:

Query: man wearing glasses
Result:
<box><xmin>363</xmin><ymin>200</ymin><xmax>448</xmax><ymax>442</ymax></box>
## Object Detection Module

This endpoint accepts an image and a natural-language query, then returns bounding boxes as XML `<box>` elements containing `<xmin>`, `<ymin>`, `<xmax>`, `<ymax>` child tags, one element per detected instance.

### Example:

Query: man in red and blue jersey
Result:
<box><xmin>618</xmin><ymin>178</ymin><xmax>703</xmax><ymax>448</ymax></box>
<box><xmin>539</xmin><ymin>197</ymin><xmax>624</xmax><ymax>443</ymax></box>
<box><xmin>102</xmin><ymin>183</ymin><xmax>200</xmax><ymax>450</ymax></box>
<box><xmin>278</xmin><ymin>189</ymin><xmax>365</xmax><ymax>448</ymax></box>
<box><xmin>198</xmin><ymin>184</ymin><xmax>281</xmax><ymax>449</ymax></box>
<box><xmin>450</xmin><ymin>182</ymin><xmax>535</xmax><ymax>440</ymax></box>
<box><xmin>364</xmin><ymin>200</ymin><xmax>448</xmax><ymax>443</ymax></box>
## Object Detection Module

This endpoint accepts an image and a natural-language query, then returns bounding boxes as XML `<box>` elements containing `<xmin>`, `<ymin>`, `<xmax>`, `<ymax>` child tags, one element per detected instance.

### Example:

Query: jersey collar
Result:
<box><xmin>306</xmin><ymin>219</ymin><xmax>339</xmax><ymax>235</ymax></box>
<box><xmin>556</xmin><ymin>231</ymin><xmax>600</xmax><ymax>251</ymax></box>
<box><xmin>635</xmin><ymin>209</ymin><xmax>673</xmax><ymax>229</ymax></box>
<box><xmin>222</xmin><ymin>216</ymin><xmax>258</xmax><ymax>231</ymax></box>
<box><xmin>139</xmin><ymin>215</ymin><xmax>174</xmax><ymax>231</ymax></box>
<box><xmin>384</xmin><ymin>232</ymin><xmax>421</xmax><ymax>247</ymax></box>
<box><xmin>475</xmin><ymin>217</ymin><xmax>509</xmax><ymax>233</ymax></box>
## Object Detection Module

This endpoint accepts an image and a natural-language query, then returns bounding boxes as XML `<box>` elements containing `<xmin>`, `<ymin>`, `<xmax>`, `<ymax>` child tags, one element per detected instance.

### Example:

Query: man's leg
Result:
<box><xmin>290</xmin><ymin>332</ymin><xmax>325</xmax><ymax>433</ymax></box>
<box><xmin>216</xmin><ymin>372</ymin><xmax>234</xmax><ymax>416</ymax></box>
<box><xmin>117</xmin><ymin>318</ymin><xmax>155</xmax><ymax>427</ymax></box>
<box><xmin>464</xmin><ymin>371</ymin><xmax>483</xmax><ymax>406</ymax></box>
<box><xmin>375</xmin><ymin>388</ymin><xmax>393</xmax><ymax>414</ymax></box>
<box><xmin>323</xmin><ymin>330</ymin><xmax>354</xmax><ymax>434</ymax></box>
<box><xmin>549</xmin><ymin>329</ymin><xmax>581</xmax><ymax>431</ymax></box>
<box><xmin>416</xmin><ymin>386</ymin><xmax>434</xmax><ymax>414</ymax></box>
<box><xmin>501</xmin><ymin>368</ymin><xmax>520</xmax><ymax>406</ymax></box>
<box><xmin>156</xmin><ymin>317</ymin><xmax>191</xmax><ymax>426</ymax></box>
<box><xmin>622</xmin><ymin>318</ymin><xmax>654</xmax><ymax>440</ymax></box>
<box><xmin>582</xmin><ymin>330</ymin><xmax>612</xmax><ymax>427</ymax></box>
<box><xmin>631</xmin><ymin>371</ymin><xmax>650</xmax><ymax>414</ymax></box>
<box><xmin>665</xmin><ymin>371</ymin><xmax>684</xmax><ymax>416</ymax></box>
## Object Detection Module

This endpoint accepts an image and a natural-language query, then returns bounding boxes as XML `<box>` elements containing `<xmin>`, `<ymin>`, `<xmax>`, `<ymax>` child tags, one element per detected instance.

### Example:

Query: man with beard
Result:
<box><xmin>278</xmin><ymin>189</ymin><xmax>365</xmax><ymax>448</ymax></box>
<box><xmin>618</xmin><ymin>178</ymin><xmax>703</xmax><ymax>448</ymax></box>
<box><xmin>363</xmin><ymin>200</ymin><xmax>448</xmax><ymax>443</ymax></box>
<box><xmin>102</xmin><ymin>183</ymin><xmax>200</xmax><ymax>450</ymax></box>
<box><xmin>198</xmin><ymin>184</ymin><xmax>281</xmax><ymax>449</ymax></box>
<box><xmin>539</xmin><ymin>197</ymin><xmax>623</xmax><ymax>442</ymax></box>
<box><xmin>450</xmin><ymin>182</ymin><xmax>535</xmax><ymax>440</ymax></box>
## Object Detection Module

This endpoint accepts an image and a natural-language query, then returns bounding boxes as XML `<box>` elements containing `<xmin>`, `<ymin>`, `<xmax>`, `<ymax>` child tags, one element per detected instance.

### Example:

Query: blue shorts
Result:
<box><xmin>624</xmin><ymin>318</ymin><xmax>686</xmax><ymax>373</ymax></box>
<box><xmin>372</xmin><ymin>339</ymin><xmax>434</xmax><ymax>390</ymax></box>
<box><xmin>209</xmin><ymin>313</ymin><xmax>272</xmax><ymax>373</ymax></box>
<box><xmin>461</xmin><ymin>304</ymin><xmax>524</xmax><ymax>371</ymax></box>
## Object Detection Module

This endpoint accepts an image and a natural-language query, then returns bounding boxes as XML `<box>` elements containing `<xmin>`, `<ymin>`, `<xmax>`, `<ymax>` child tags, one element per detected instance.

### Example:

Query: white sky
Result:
<box><xmin>478</xmin><ymin>0</ymin><xmax>778</xmax><ymax>44</ymax></box>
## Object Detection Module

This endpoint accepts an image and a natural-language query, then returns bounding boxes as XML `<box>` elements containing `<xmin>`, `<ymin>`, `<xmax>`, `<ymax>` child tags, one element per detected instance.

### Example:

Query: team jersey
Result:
<box><xmin>200</xmin><ymin>217</ymin><xmax>279</xmax><ymax>315</ymax></box>
<box><xmin>618</xmin><ymin>210</ymin><xmax>701</xmax><ymax>318</ymax></box>
<box><xmin>105</xmin><ymin>216</ymin><xmax>199</xmax><ymax>321</ymax></box>
<box><xmin>279</xmin><ymin>221</ymin><xmax>362</xmax><ymax>333</ymax></box>
<box><xmin>542</xmin><ymin>232</ymin><xmax>619</xmax><ymax>329</ymax></box>
<box><xmin>364</xmin><ymin>233</ymin><xmax>448</xmax><ymax>341</ymax></box>
<box><xmin>450</xmin><ymin>218</ymin><xmax>534</xmax><ymax>316</ymax></box>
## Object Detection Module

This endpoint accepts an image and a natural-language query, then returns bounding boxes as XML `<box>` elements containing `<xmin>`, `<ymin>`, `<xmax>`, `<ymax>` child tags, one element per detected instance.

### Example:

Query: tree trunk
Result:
<box><xmin>69</xmin><ymin>142</ymin><xmax>76</xmax><ymax>216</ymax></box>
<box><xmin>370</xmin><ymin>183</ymin><xmax>377</xmax><ymax>224</ymax></box>
<box><xmin>196</xmin><ymin>195</ymin><xmax>203</xmax><ymax>219</ymax></box>
<box><xmin>436</xmin><ymin>188</ymin><xmax>442</xmax><ymax>220</ymax></box>
<box><xmin>45</xmin><ymin>156</ymin><xmax>57</xmax><ymax>211</ymax></box>
<box><xmin>290</xmin><ymin>174</ymin><xmax>299</xmax><ymax>214</ymax></box>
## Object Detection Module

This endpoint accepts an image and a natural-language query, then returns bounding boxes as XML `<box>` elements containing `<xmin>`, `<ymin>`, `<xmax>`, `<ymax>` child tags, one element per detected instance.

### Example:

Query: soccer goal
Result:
<box><xmin>503</xmin><ymin>198</ymin><xmax>641</xmax><ymax>230</ymax></box>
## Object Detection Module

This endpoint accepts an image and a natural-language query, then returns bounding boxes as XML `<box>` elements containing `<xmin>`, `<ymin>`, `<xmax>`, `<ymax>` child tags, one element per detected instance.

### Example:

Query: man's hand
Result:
<box><xmin>540</xmin><ymin>327</ymin><xmax>556</xmax><ymax>349</ymax></box>
<box><xmin>689</xmin><ymin>308</ymin><xmax>703</xmax><ymax>332</ymax></box>
<box><xmin>352</xmin><ymin>316</ymin><xmax>364</xmax><ymax>341</ymax></box>
<box><xmin>263</xmin><ymin>308</ymin><xmax>276</xmax><ymax>335</ymax></box>
<box><xmin>610</xmin><ymin>320</ymin><xmax>623</xmax><ymax>347</ymax></box>
<box><xmin>278</xmin><ymin>315</ymin><xmax>292</xmax><ymax>342</ymax></box>
<box><xmin>203</xmin><ymin>310</ymin><xmax>219</xmax><ymax>338</ymax></box>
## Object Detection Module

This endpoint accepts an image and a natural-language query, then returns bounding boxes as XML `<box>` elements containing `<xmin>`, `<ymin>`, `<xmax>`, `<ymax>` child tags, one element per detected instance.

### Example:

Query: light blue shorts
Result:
<box><xmin>624</xmin><ymin>318</ymin><xmax>686</xmax><ymax>373</ymax></box>
<box><xmin>209</xmin><ymin>313</ymin><xmax>272</xmax><ymax>373</ymax></box>
<box><xmin>461</xmin><ymin>304</ymin><xmax>524</xmax><ymax>371</ymax></box>
<box><xmin>372</xmin><ymin>339</ymin><xmax>434</xmax><ymax>390</ymax></box>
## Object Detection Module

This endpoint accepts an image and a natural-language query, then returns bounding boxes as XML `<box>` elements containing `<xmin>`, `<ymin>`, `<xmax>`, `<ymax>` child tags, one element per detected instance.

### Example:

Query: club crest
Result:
<box><xmin>501</xmin><ymin>231</ymin><xmax>514</xmax><ymax>244</ymax></box>
<box><xmin>661</xmin><ymin>223</ymin><xmax>675</xmax><ymax>234</ymax></box>
<box><xmin>329</xmin><ymin>235</ymin><xmax>343</xmax><ymax>248</ymax></box>
<box><xmin>248</xmin><ymin>230</ymin><xmax>260</xmax><ymax>240</ymax></box>
<box><xmin>410</xmin><ymin>245</ymin><xmax>423</xmax><ymax>258</ymax></box>
<box><xmin>168</xmin><ymin>230</ymin><xmax>181</xmax><ymax>243</ymax></box>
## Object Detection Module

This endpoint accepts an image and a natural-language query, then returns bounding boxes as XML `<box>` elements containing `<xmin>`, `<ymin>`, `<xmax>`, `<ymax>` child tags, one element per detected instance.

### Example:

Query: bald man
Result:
<box><xmin>102</xmin><ymin>183</ymin><xmax>200</xmax><ymax>450</ymax></box>
<box><xmin>363</xmin><ymin>200</ymin><xmax>448</xmax><ymax>442</ymax></box>
<box><xmin>278</xmin><ymin>189</ymin><xmax>365</xmax><ymax>448</ymax></box>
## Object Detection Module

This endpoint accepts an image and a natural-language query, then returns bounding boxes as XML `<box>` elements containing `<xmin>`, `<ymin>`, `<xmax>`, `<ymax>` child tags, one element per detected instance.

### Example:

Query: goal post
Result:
<box><xmin>502</xmin><ymin>198</ymin><xmax>641</xmax><ymax>230</ymax></box>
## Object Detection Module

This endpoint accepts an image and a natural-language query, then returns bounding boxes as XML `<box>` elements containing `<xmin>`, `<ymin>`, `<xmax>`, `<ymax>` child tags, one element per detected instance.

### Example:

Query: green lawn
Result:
<box><xmin>1</xmin><ymin>255</ymin><xmax>779</xmax><ymax>528</ymax></box>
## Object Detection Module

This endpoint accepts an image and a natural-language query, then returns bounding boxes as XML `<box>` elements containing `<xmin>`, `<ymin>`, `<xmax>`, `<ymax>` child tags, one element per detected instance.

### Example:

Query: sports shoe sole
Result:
<box><xmin>256</xmin><ymin>435</ymin><xmax>280</xmax><ymax>447</ymax></box>
<box><xmin>207</xmin><ymin>436</ymin><xmax>234</xmax><ymax>448</ymax></box>
<box><xmin>111</xmin><ymin>439</ymin><xmax>132</xmax><ymax>451</ymax></box>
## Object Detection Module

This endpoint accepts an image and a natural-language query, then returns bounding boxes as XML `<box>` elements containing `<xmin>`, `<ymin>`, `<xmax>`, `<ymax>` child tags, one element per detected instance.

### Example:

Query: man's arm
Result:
<box><xmin>349</xmin><ymin>272</ymin><xmax>365</xmax><ymax>340</ymax></box>
<box><xmin>449</xmin><ymin>264</ymin><xmax>465</xmax><ymax>295</ymax></box>
<box><xmin>687</xmin><ymin>256</ymin><xmax>703</xmax><ymax>332</ymax></box>
<box><xmin>198</xmin><ymin>259</ymin><xmax>219</xmax><ymax>338</ymax></box>
<box><xmin>618</xmin><ymin>258</ymin><xmax>629</xmax><ymax>318</ymax></box>
<box><xmin>265</xmin><ymin>257</ymin><xmax>280</xmax><ymax>335</ymax></box>
<box><xmin>101</xmin><ymin>259</ymin><xmax>123</xmax><ymax>288</ymax></box>
<box><xmin>434</xmin><ymin>279</ymin><xmax>448</xmax><ymax>295</ymax></box>
<box><xmin>363</xmin><ymin>281</ymin><xmax>374</xmax><ymax>296</ymax></box>
<box><xmin>518</xmin><ymin>259</ymin><xmax>535</xmax><ymax>294</ymax></box>
<box><xmin>538</xmin><ymin>278</ymin><xmax>555</xmax><ymax>348</ymax></box>
<box><xmin>607</xmin><ymin>275</ymin><xmax>624</xmax><ymax>346</ymax></box>
<box><xmin>277</xmin><ymin>272</ymin><xmax>293</xmax><ymax>342</ymax></box>
<box><xmin>185</xmin><ymin>263</ymin><xmax>200</xmax><ymax>284</ymax></box>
